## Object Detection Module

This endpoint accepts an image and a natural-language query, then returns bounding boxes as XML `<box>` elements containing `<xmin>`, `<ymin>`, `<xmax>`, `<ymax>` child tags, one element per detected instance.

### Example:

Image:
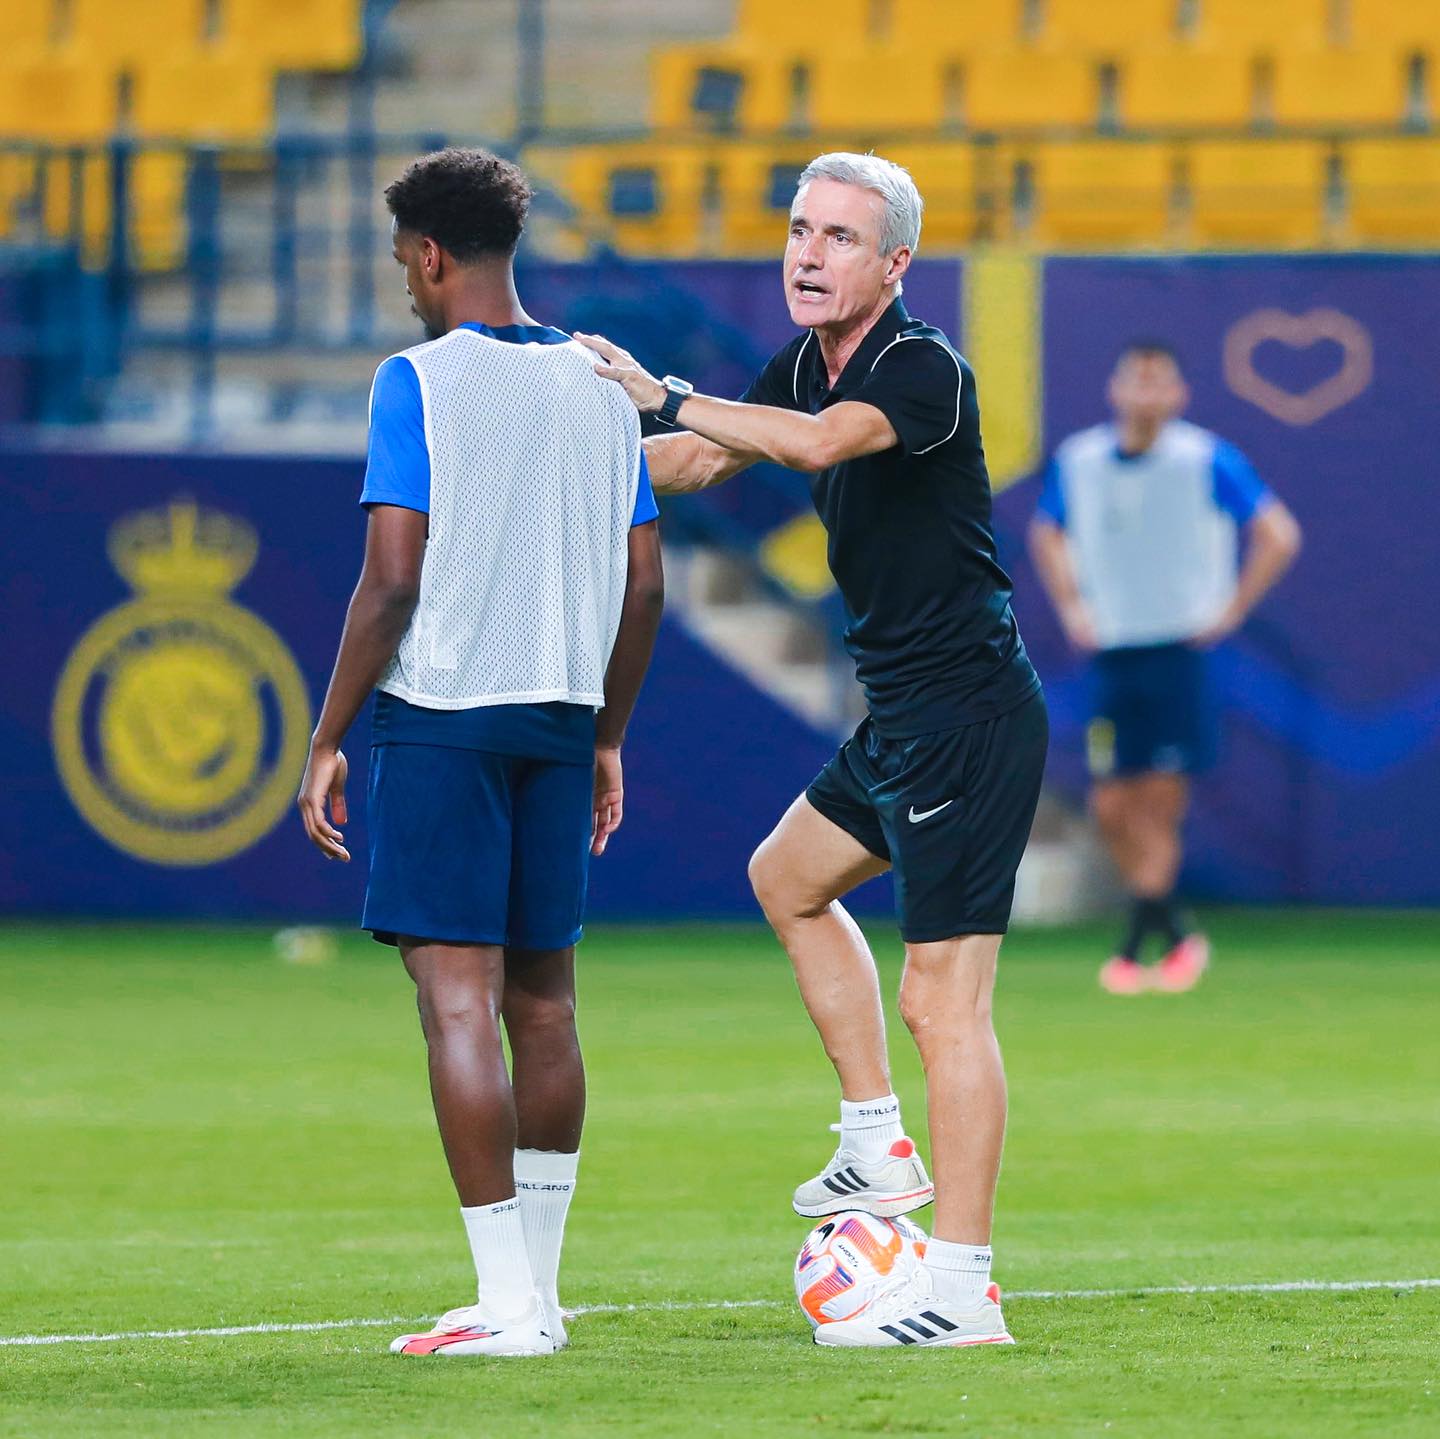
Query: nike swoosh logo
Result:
<box><xmin>908</xmin><ymin>801</ymin><xmax>954</xmax><ymax>824</ymax></box>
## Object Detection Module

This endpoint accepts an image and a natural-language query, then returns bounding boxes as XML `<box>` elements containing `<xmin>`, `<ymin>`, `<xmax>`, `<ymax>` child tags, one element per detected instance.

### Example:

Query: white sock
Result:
<box><xmin>515</xmin><ymin>1149</ymin><xmax>579</xmax><ymax>1314</ymax></box>
<box><xmin>459</xmin><ymin>1196</ymin><xmax>536</xmax><ymax>1320</ymax></box>
<box><xmin>925</xmin><ymin>1238</ymin><xmax>993</xmax><ymax>1306</ymax></box>
<box><xmin>839</xmin><ymin>1093</ymin><xmax>906</xmax><ymax>1164</ymax></box>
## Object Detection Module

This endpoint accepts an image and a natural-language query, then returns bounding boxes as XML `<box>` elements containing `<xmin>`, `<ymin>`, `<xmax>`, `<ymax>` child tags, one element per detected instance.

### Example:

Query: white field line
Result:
<box><xmin>4</xmin><ymin>1278</ymin><xmax>1437</xmax><ymax>1349</ymax></box>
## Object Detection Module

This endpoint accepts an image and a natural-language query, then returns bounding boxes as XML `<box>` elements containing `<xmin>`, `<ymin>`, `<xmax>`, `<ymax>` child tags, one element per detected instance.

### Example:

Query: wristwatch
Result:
<box><xmin>656</xmin><ymin>375</ymin><xmax>694</xmax><ymax>427</ymax></box>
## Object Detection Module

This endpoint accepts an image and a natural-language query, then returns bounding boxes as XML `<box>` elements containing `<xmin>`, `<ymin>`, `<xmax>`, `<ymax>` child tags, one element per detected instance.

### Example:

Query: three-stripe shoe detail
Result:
<box><xmin>821</xmin><ymin>1167</ymin><xmax>870</xmax><ymax>1197</ymax></box>
<box><xmin>879</xmin><ymin>1311</ymin><xmax>960</xmax><ymax>1344</ymax></box>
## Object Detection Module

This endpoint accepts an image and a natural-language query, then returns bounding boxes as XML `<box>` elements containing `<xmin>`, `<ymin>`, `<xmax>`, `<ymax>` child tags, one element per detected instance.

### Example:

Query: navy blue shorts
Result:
<box><xmin>363</xmin><ymin>743</ymin><xmax>593</xmax><ymax>950</ymax></box>
<box><xmin>1087</xmin><ymin>643</ymin><xmax>1217</xmax><ymax>780</ymax></box>
<box><xmin>805</xmin><ymin>690</ymin><xmax>1049</xmax><ymax>942</ymax></box>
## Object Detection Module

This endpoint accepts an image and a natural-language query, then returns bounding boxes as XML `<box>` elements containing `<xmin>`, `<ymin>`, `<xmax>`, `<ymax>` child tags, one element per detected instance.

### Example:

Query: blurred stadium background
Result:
<box><xmin>2</xmin><ymin>0</ymin><xmax>1437</xmax><ymax>922</ymax></box>
<box><xmin>3</xmin><ymin>8</ymin><xmax>1440</xmax><ymax>1432</ymax></box>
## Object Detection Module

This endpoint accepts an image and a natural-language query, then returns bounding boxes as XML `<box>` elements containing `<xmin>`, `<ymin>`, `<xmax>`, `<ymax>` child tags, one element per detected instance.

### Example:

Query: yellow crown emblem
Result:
<box><xmin>108</xmin><ymin>500</ymin><xmax>258</xmax><ymax>596</ymax></box>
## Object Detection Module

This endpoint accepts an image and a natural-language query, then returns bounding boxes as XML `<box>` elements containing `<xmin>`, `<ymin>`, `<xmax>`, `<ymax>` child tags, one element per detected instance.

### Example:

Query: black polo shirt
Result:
<box><xmin>740</xmin><ymin>297</ymin><xmax>1039</xmax><ymax>738</ymax></box>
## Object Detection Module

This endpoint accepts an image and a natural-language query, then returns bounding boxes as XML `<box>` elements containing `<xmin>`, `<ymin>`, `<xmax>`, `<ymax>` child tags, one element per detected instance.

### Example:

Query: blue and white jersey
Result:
<box><xmin>1036</xmin><ymin>420</ymin><xmax>1272</xmax><ymax>650</ymax></box>
<box><xmin>360</xmin><ymin>321</ymin><xmax>658</xmax><ymax>716</ymax></box>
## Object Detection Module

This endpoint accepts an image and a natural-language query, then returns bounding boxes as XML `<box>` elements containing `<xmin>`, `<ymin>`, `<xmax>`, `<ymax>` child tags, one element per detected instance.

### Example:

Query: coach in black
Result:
<box><xmin>582</xmin><ymin>151</ymin><xmax>1046</xmax><ymax>1349</ymax></box>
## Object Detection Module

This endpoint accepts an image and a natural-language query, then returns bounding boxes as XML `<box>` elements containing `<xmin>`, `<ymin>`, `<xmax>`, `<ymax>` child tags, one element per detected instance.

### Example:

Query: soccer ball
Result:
<box><xmin>794</xmin><ymin>1210</ymin><xmax>927</xmax><ymax>1329</ymax></box>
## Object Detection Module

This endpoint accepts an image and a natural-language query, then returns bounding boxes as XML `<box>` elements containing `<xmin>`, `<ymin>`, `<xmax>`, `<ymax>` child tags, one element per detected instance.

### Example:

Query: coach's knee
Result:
<box><xmin>898</xmin><ymin>949</ymin><xmax>996</xmax><ymax>1045</ymax></box>
<box><xmin>748</xmin><ymin>837</ymin><xmax>822</xmax><ymax>925</ymax></box>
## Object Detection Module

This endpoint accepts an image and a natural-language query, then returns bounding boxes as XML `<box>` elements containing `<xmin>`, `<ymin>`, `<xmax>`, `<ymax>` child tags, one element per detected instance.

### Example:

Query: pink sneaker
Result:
<box><xmin>1099</xmin><ymin>956</ymin><xmax>1147</xmax><ymax>995</ymax></box>
<box><xmin>1155</xmin><ymin>933</ymin><xmax>1210</xmax><ymax>993</ymax></box>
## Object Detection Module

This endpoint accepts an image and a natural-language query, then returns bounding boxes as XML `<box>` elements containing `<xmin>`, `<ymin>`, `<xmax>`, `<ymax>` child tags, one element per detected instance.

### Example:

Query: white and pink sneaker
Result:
<box><xmin>389</xmin><ymin>1297</ymin><xmax>553</xmax><ymax>1357</ymax></box>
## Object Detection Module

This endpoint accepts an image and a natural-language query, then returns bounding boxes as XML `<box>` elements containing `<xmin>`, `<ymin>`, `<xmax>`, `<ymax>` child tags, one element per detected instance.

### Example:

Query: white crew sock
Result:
<box><xmin>459</xmin><ymin>1196</ymin><xmax>536</xmax><ymax>1320</ymax></box>
<box><xmin>515</xmin><ymin>1149</ymin><xmax>579</xmax><ymax>1314</ymax></box>
<box><xmin>924</xmin><ymin>1238</ymin><xmax>993</xmax><ymax>1306</ymax></box>
<box><xmin>839</xmin><ymin>1093</ymin><xmax>906</xmax><ymax>1164</ymax></box>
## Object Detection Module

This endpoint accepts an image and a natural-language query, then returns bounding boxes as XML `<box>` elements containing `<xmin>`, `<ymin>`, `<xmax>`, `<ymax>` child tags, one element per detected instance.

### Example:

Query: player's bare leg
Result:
<box><xmin>1093</xmin><ymin>775</ymin><xmax>1208</xmax><ymax>993</ymax></box>
<box><xmin>749</xmin><ymin>795</ymin><xmax>892</xmax><ymax>1098</ymax></box>
<box><xmin>818</xmin><ymin>931</ymin><xmax>1015</xmax><ymax>1349</ymax></box>
<box><xmin>750</xmin><ymin>796</ymin><xmax>934</xmax><ymax>1217</ymax></box>
<box><xmin>503</xmin><ymin>946</ymin><xmax>584</xmax><ymax>1347</ymax></box>
<box><xmin>394</xmin><ymin>939</ymin><xmax>550</xmax><ymax>1356</ymax></box>
<box><xmin>898</xmin><ymin>934</ymin><xmax>1006</xmax><ymax>1243</ymax></box>
<box><xmin>402</xmin><ymin>939</ymin><xmax>517</xmax><ymax>1204</ymax></box>
<box><xmin>503</xmin><ymin>946</ymin><xmax>585</xmax><ymax>1152</ymax></box>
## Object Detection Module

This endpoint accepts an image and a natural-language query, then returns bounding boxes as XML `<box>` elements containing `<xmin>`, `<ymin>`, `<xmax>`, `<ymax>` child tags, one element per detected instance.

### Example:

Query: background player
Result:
<box><xmin>296</xmin><ymin>148</ymin><xmax>664</xmax><ymax>1356</ymax></box>
<box><xmin>1029</xmin><ymin>340</ymin><xmax>1301</xmax><ymax>995</ymax></box>
<box><xmin>583</xmin><ymin>152</ymin><xmax>1046</xmax><ymax>1349</ymax></box>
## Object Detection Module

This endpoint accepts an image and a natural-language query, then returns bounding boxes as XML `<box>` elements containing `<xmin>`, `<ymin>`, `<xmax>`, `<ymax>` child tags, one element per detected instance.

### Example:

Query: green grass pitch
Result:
<box><xmin>2</xmin><ymin>911</ymin><xmax>1438</xmax><ymax>1437</ymax></box>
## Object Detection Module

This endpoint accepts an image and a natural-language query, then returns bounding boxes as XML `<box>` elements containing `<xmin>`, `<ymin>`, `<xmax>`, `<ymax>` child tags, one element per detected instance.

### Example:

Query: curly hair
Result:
<box><xmin>384</xmin><ymin>147</ymin><xmax>534</xmax><ymax>262</ymax></box>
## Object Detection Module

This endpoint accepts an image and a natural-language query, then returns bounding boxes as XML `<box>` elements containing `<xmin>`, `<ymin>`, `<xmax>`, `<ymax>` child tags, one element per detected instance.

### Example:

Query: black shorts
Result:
<box><xmin>1087</xmin><ymin>643</ymin><xmax>1217</xmax><ymax>780</ymax></box>
<box><xmin>806</xmin><ymin>690</ymin><xmax>1049</xmax><ymax>943</ymax></box>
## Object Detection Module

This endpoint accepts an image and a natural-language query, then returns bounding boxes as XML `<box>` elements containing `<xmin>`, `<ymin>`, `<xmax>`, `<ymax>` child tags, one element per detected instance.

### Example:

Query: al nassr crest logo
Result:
<box><xmin>52</xmin><ymin>500</ymin><xmax>312</xmax><ymax>866</ymax></box>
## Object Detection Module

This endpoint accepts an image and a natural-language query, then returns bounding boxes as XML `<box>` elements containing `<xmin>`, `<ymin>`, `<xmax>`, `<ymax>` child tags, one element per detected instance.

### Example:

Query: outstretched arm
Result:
<box><xmin>643</xmin><ymin>430</ymin><xmax>759</xmax><ymax>495</ymax></box>
<box><xmin>297</xmin><ymin>504</ymin><xmax>427</xmax><ymax>860</ymax></box>
<box><xmin>592</xmin><ymin>519</ymin><xmax>665</xmax><ymax>855</ymax></box>
<box><xmin>580</xmin><ymin>332</ymin><xmax>897</xmax><ymax>474</ymax></box>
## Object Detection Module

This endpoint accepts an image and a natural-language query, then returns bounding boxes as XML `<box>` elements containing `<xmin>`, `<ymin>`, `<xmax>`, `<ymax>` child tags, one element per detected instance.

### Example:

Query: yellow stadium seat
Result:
<box><xmin>1349</xmin><ymin>0</ymin><xmax>1440</xmax><ymax>50</ymax></box>
<box><xmin>0</xmin><ymin>55</ymin><xmax>120</xmax><ymax>140</ymax></box>
<box><xmin>1042</xmin><ymin>0</ymin><xmax>1181</xmax><ymax>50</ymax></box>
<box><xmin>554</xmin><ymin>142</ymin><xmax>715</xmax><ymax>257</ymax></box>
<box><xmin>0</xmin><ymin>4</ymin><xmax>50</xmax><ymax>50</ymax></box>
<box><xmin>810</xmin><ymin>48</ymin><xmax>949</xmax><ymax>131</ymax></box>
<box><xmin>1274</xmin><ymin>47</ymin><xmax>1410</xmax><ymax>126</ymax></box>
<box><xmin>1023</xmin><ymin>140</ymin><xmax>1178</xmax><ymax>246</ymax></box>
<box><xmin>1186</xmin><ymin>139</ymin><xmax>1330</xmax><ymax>246</ymax></box>
<box><xmin>131</xmin><ymin>52</ymin><xmax>273</xmax><ymax>140</ymax></box>
<box><xmin>68</xmin><ymin>0</ymin><xmax>206</xmax><ymax>66</ymax></box>
<box><xmin>735</xmin><ymin>0</ymin><xmax>874</xmax><ymax>49</ymax></box>
<box><xmin>1345</xmin><ymin>138</ymin><xmax>1440</xmax><ymax>243</ymax></box>
<box><xmin>890</xmin><ymin>0</ymin><xmax>1028</xmax><ymax>52</ymax></box>
<box><xmin>1194</xmin><ymin>0</ymin><xmax>1330</xmax><ymax>50</ymax></box>
<box><xmin>650</xmin><ymin>44</ymin><xmax>802</xmax><ymax>133</ymax></box>
<box><xmin>223</xmin><ymin>0</ymin><xmax>363</xmax><ymax>72</ymax></box>
<box><xmin>1122</xmin><ymin>47</ymin><xmax>1257</xmax><ymax>127</ymax></box>
<box><xmin>966</xmin><ymin>49</ymin><xmax>1100</xmax><ymax>129</ymax></box>
<box><xmin>872</xmin><ymin>141</ymin><xmax>980</xmax><ymax>247</ymax></box>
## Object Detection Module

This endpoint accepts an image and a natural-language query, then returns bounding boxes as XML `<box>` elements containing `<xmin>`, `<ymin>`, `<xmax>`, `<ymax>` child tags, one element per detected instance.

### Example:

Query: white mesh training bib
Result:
<box><xmin>376</xmin><ymin>327</ymin><xmax>643</xmax><ymax>710</ymax></box>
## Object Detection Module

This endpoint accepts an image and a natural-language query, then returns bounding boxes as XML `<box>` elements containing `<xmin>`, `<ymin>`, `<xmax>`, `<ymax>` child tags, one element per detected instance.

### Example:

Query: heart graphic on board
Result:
<box><xmin>1222</xmin><ymin>308</ymin><xmax>1374</xmax><ymax>427</ymax></box>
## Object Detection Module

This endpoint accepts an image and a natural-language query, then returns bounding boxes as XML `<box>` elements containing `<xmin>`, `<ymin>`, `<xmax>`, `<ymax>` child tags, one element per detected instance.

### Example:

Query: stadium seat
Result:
<box><xmin>131</xmin><ymin>53</ymin><xmax>273</xmax><ymax>141</ymax></box>
<box><xmin>222</xmin><ymin>0</ymin><xmax>363</xmax><ymax>72</ymax></box>
<box><xmin>965</xmin><ymin>49</ymin><xmax>1100</xmax><ymax>130</ymax></box>
<box><xmin>650</xmin><ymin>44</ymin><xmax>801</xmax><ymax>133</ymax></box>
<box><xmin>1349</xmin><ymin>0</ymin><xmax>1440</xmax><ymax>51</ymax></box>
<box><xmin>1344</xmin><ymin>138</ymin><xmax>1440</xmax><ymax>243</ymax></box>
<box><xmin>0</xmin><ymin>3</ymin><xmax>50</xmax><ymax>51</ymax></box>
<box><xmin>1186</xmin><ymin>139</ymin><xmax>1331</xmax><ymax>246</ymax></box>
<box><xmin>883</xmin><ymin>141</ymin><xmax>981</xmax><ymax>246</ymax></box>
<box><xmin>555</xmin><ymin>142</ymin><xmax>714</xmax><ymax>257</ymax></box>
<box><xmin>1273</xmin><ymin>47</ymin><xmax>1411</xmax><ymax>127</ymax></box>
<box><xmin>734</xmin><ymin>0</ymin><xmax>874</xmax><ymax>49</ymax></box>
<box><xmin>1193</xmin><ymin>0</ymin><xmax>1331</xmax><ymax>50</ymax></box>
<box><xmin>1121</xmin><ymin>47</ymin><xmax>1258</xmax><ymax>128</ymax></box>
<box><xmin>890</xmin><ymin>0</ymin><xmax>1029</xmax><ymax>52</ymax></box>
<box><xmin>0</xmin><ymin>55</ymin><xmax>120</xmax><ymax>142</ymax></box>
<box><xmin>1023</xmin><ymin>140</ymin><xmax>1178</xmax><ymax>246</ymax></box>
<box><xmin>810</xmin><ymin>48</ymin><xmax>949</xmax><ymax>131</ymax></box>
<box><xmin>128</xmin><ymin>151</ymin><xmax>190</xmax><ymax>270</ymax></box>
<box><xmin>1042</xmin><ymin>0</ymin><xmax>1181</xmax><ymax>50</ymax></box>
<box><xmin>67</xmin><ymin>0</ymin><xmax>208</xmax><ymax>66</ymax></box>
<box><xmin>718</xmin><ymin>143</ymin><xmax>840</xmax><ymax>256</ymax></box>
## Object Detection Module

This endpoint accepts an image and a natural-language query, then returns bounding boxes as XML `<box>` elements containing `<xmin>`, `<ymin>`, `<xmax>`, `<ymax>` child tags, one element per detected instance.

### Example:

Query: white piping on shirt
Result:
<box><xmin>868</xmin><ymin>334</ymin><xmax>964</xmax><ymax>454</ymax></box>
<box><xmin>792</xmin><ymin>329</ymin><xmax>815</xmax><ymax>405</ymax></box>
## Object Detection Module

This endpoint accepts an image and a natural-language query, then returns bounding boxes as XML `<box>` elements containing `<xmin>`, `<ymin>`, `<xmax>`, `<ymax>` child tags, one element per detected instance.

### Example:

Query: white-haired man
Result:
<box><xmin>580</xmin><ymin>153</ymin><xmax>1046</xmax><ymax>1348</ymax></box>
